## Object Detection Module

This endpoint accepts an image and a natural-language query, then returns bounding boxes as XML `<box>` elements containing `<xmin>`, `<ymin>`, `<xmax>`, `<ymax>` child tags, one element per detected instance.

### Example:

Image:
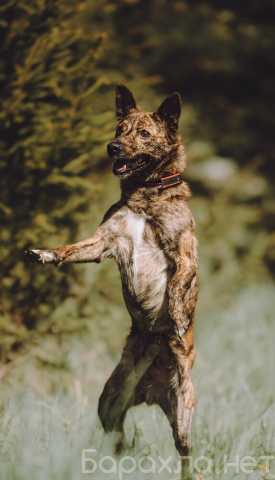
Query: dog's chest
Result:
<box><xmin>116</xmin><ymin>209</ymin><xmax>169</xmax><ymax>325</ymax></box>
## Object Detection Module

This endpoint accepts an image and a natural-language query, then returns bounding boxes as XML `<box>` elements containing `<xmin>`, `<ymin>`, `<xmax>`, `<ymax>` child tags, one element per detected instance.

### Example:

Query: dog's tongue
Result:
<box><xmin>117</xmin><ymin>164</ymin><xmax>127</xmax><ymax>173</ymax></box>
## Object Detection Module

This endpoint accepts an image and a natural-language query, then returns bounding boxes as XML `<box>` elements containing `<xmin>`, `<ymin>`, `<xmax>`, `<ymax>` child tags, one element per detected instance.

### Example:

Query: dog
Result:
<box><xmin>27</xmin><ymin>85</ymin><xmax>199</xmax><ymax>456</ymax></box>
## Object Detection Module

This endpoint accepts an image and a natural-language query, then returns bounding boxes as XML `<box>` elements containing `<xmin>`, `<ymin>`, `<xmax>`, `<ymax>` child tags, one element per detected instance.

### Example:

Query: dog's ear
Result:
<box><xmin>156</xmin><ymin>92</ymin><xmax>181</xmax><ymax>134</ymax></box>
<box><xmin>116</xmin><ymin>85</ymin><xmax>137</xmax><ymax>120</ymax></box>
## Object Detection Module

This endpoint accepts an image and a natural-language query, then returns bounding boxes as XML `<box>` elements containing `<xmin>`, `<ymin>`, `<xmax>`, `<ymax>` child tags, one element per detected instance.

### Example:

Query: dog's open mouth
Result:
<box><xmin>113</xmin><ymin>155</ymin><xmax>148</xmax><ymax>177</ymax></box>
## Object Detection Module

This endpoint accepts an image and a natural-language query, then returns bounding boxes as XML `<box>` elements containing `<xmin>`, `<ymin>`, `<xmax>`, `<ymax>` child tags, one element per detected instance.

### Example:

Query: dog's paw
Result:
<box><xmin>25</xmin><ymin>249</ymin><xmax>58</xmax><ymax>264</ymax></box>
<box><xmin>175</xmin><ymin>324</ymin><xmax>186</xmax><ymax>340</ymax></box>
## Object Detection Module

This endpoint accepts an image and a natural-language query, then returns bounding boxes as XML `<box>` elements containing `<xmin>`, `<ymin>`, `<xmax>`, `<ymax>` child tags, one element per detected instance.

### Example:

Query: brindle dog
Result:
<box><xmin>27</xmin><ymin>85</ymin><xmax>198</xmax><ymax>456</ymax></box>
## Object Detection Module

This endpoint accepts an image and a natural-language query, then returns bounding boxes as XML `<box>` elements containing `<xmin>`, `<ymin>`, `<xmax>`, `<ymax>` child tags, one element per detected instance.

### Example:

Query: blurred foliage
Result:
<box><xmin>116</xmin><ymin>2</ymin><xmax>275</xmax><ymax>165</ymax></box>
<box><xmin>0</xmin><ymin>0</ymin><xmax>274</xmax><ymax>359</ymax></box>
<box><xmin>0</xmin><ymin>0</ymin><xmax>154</xmax><ymax>355</ymax></box>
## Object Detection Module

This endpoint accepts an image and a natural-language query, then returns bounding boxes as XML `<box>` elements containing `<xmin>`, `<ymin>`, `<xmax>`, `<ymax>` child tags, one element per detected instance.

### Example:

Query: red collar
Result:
<box><xmin>144</xmin><ymin>172</ymin><xmax>184</xmax><ymax>190</ymax></box>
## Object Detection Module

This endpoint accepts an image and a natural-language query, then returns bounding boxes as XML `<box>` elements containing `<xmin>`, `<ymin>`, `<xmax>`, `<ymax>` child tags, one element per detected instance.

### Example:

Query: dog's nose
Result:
<box><xmin>107</xmin><ymin>141</ymin><xmax>122</xmax><ymax>157</ymax></box>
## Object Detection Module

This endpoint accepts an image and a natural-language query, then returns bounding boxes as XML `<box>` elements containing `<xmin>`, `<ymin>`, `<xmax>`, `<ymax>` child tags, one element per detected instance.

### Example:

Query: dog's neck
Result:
<box><xmin>120</xmin><ymin>142</ymin><xmax>191</xmax><ymax>211</ymax></box>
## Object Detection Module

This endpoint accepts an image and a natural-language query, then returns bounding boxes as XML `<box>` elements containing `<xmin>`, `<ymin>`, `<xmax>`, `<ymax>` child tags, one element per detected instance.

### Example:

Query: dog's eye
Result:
<box><xmin>140</xmin><ymin>129</ymin><xmax>150</xmax><ymax>138</ymax></box>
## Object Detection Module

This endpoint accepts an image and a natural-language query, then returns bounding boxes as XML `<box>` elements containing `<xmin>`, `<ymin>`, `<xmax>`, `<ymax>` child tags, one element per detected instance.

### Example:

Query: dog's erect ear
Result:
<box><xmin>156</xmin><ymin>92</ymin><xmax>181</xmax><ymax>134</ymax></box>
<box><xmin>116</xmin><ymin>85</ymin><xmax>137</xmax><ymax>120</ymax></box>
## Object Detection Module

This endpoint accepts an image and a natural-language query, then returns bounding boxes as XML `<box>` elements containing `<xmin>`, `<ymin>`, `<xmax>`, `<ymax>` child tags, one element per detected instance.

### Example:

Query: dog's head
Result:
<box><xmin>107</xmin><ymin>85</ymin><xmax>182</xmax><ymax>180</ymax></box>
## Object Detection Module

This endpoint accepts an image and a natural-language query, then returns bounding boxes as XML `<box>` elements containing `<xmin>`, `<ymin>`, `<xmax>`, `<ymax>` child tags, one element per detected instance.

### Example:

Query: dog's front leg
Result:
<box><xmin>164</xmin><ymin>229</ymin><xmax>198</xmax><ymax>456</ymax></box>
<box><xmin>167</xmin><ymin>229</ymin><xmax>198</xmax><ymax>339</ymax></box>
<box><xmin>26</xmin><ymin>224</ymin><xmax>115</xmax><ymax>266</ymax></box>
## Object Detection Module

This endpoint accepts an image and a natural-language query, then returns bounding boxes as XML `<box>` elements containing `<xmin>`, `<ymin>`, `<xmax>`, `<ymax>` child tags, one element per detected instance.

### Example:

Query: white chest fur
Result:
<box><xmin>126</xmin><ymin>210</ymin><xmax>146</xmax><ymax>269</ymax></box>
<box><xmin>120</xmin><ymin>209</ymin><xmax>169</xmax><ymax>323</ymax></box>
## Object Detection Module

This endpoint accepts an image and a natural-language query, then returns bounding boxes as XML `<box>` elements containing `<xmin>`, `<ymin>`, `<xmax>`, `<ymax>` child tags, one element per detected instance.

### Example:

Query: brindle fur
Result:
<box><xmin>27</xmin><ymin>86</ymin><xmax>199</xmax><ymax>456</ymax></box>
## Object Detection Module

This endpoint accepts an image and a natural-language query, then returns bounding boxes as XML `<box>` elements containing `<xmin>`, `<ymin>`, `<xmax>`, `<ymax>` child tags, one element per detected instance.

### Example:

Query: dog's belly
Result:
<box><xmin>117</xmin><ymin>210</ymin><xmax>171</xmax><ymax>332</ymax></box>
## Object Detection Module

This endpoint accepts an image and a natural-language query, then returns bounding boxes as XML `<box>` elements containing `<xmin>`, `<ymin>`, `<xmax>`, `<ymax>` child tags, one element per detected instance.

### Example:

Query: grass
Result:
<box><xmin>0</xmin><ymin>283</ymin><xmax>274</xmax><ymax>479</ymax></box>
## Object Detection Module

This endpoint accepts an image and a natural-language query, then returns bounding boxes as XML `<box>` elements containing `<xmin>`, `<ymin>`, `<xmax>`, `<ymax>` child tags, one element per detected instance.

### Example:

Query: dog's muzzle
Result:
<box><xmin>112</xmin><ymin>155</ymin><xmax>153</xmax><ymax>177</ymax></box>
<box><xmin>107</xmin><ymin>141</ymin><xmax>156</xmax><ymax>178</ymax></box>
<box><xmin>107</xmin><ymin>141</ymin><xmax>130</xmax><ymax>176</ymax></box>
<box><xmin>107</xmin><ymin>141</ymin><xmax>122</xmax><ymax>158</ymax></box>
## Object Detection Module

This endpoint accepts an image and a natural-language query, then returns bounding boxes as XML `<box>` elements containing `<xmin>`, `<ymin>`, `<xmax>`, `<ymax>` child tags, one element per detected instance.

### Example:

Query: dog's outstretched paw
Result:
<box><xmin>25</xmin><ymin>249</ymin><xmax>59</xmax><ymax>264</ymax></box>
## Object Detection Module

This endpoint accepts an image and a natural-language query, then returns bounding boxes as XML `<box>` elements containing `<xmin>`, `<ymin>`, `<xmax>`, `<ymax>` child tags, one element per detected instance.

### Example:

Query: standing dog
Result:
<box><xmin>27</xmin><ymin>86</ymin><xmax>198</xmax><ymax>456</ymax></box>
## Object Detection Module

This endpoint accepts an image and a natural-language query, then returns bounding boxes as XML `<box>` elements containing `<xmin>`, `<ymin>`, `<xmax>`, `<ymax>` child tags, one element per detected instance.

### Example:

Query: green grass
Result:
<box><xmin>0</xmin><ymin>283</ymin><xmax>274</xmax><ymax>479</ymax></box>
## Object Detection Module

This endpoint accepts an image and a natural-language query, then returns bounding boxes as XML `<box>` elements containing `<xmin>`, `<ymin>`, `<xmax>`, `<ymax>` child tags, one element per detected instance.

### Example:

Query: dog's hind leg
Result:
<box><xmin>98</xmin><ymin>331</ymin><xmax>160</xmax><ymax>432</ymax></box>
<box><xmin>167</xmin><ymin>375</ymin><xmax>195</xmax><ymax>457</ymax></box>
<box><xmin>165</xmin><ymin>330</ymin><xmax>196</xmax><ymax>457</ymax></box>
<box><xmin>132</xmin><ymin>330</ymin><xmax>196</xmax><ymax>457</ymax></box>
<box><xmin>98</xmin><ymin>329</ymin><xmax>195</xmax><ymax>459</ymax></box>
